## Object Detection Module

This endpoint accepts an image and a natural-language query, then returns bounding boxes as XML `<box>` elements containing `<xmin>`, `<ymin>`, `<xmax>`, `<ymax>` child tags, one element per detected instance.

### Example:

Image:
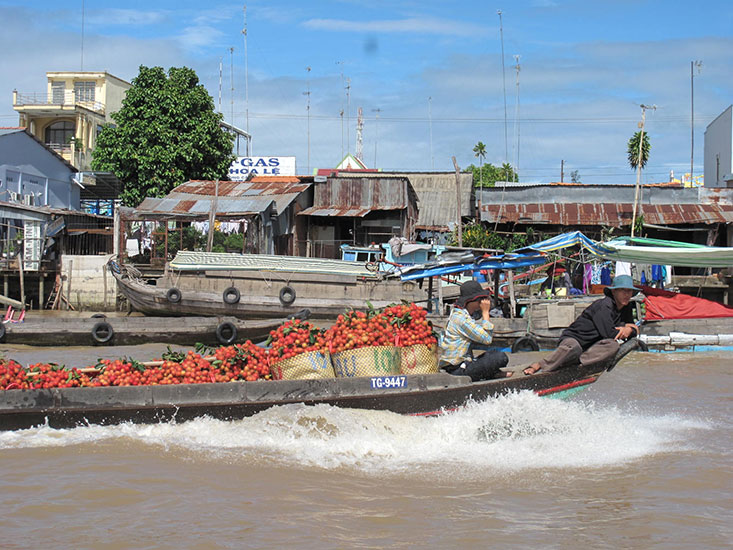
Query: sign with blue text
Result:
<box><xmin>229</xmin><ymin>156</ymin><xmax>296</xmax><ymax>180</ymax></box>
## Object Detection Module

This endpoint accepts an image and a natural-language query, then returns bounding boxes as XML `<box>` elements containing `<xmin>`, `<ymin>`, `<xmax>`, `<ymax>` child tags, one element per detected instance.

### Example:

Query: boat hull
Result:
<box><xmin>113</xmin><ymin>264</ymin><xmax>430</xmax><ymax>320</ymax></box>
<box><xmin>0</xmin><ymin>348</ymin><xmax>629</xmax><ymax>431</ymax></box>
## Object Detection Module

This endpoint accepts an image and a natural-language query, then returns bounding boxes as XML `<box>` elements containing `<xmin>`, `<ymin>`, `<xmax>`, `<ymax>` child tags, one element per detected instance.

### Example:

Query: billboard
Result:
<box><xmin>229</xmin><ymin>156</ymin><xmax>296</xmax><ymax>181</ymax></box>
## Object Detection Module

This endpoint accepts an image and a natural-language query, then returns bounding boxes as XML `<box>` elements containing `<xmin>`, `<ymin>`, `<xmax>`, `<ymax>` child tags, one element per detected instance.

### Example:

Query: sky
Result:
<box><xmin>1</xmin><ymin>0</ymin><xmax>732</xmax><ymax>184</ymax></box>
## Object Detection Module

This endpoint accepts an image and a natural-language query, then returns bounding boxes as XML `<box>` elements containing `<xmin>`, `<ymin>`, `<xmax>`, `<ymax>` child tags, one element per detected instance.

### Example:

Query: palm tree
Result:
<box><xmin>627</xmin><ymin>130</ymin><xmax>651</xmax><ymax>170</ymax></box>
<box><xmin>473</xmin><ymin>141</ymin><xmax>487</xmax><ymax>188</ymax></box>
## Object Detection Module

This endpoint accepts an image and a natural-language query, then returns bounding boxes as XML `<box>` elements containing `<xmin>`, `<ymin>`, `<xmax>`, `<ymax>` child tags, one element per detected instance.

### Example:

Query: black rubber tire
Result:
<box><xmin>166</xmin><ymin>288</ymin><xmax>182</xmax><ymax>303</ymax></box>
<box><xmin>91</xmin><ymin>321</ymin><xmax>114</xmax><ymax>345</ymax></box>
<box><xmin>511</xmin><ymin>335</ymin><xmax>540</xmax><ymax>353</ymax></box>
<box><xmin>216</xmin><ymin>321</ymin><xmax>237</xmax><ymax>345</ymax></box>
<box><xmin>0</xmin><ymin>323</ymin><xmax>6</xmax><ymax>343</ymax></box>
<box><xmin>91</xmin><ymin>313</ymin><xmax>106</xmax><ymax>319</ymax></box>
<box><xmin>223</xmin><ymin>286</ymin><xmax>241</xmax><ymax>305</ymax></box>
<box><xmin>279</xmin><ymin>286</ymin><xmax>296</xmax><ymax>306</ymax></box>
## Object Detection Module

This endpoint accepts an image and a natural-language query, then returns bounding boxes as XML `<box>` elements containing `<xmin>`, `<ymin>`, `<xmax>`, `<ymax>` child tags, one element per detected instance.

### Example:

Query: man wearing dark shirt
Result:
<box><xmin>523</xmin><ymin>274</ymin><xmax>639</xmax><ymax>375</ymax></box>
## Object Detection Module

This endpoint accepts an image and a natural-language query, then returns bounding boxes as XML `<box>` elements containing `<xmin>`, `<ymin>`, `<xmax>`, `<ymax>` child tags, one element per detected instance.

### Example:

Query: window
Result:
<box><xmin>52</xmin><ymin>82</ymin><xmax>65</xmax><ymax>104</ymax></box>
<box><xmin>74</xmin><ymin>81</ymin><xmax>95</xmax><ymax>103</ymax></box>
<box><xmin>44</xmin><ymin>120</ymin><xmax>75</xmax><ymax>146</ymax></box>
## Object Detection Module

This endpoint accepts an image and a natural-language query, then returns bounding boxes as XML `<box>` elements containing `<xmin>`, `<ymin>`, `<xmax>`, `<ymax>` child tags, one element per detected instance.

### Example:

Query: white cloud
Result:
<box><xmin>303</xmin><ymin>16</ymin><xmax>487</xmax><ymax>37</ymax></box>
<box><xmin>86</xmin><ymin>8</ymin><xmax>168</xmax><ymax>26</ymax></box>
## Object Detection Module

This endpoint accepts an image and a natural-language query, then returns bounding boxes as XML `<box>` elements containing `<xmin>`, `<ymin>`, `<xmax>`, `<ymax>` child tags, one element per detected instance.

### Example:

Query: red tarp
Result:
<box><xmin>642</xmin><ymin>285</ymin><xmax>733</xmax><ymax>320</ymax></box>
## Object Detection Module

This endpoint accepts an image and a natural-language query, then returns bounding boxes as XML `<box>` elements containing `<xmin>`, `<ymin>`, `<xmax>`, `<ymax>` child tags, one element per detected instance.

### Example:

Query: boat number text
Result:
<box><xmin>370</xmin><ymin>376</ymin><xmax>407</xmax><ymax>389</ymax></box>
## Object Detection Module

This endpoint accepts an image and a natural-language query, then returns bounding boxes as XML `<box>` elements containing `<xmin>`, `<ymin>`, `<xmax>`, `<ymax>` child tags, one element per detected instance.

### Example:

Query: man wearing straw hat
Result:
<box><xmin>523</xmin><ymin>274</ymin><xmax>640</xmax><ymax>375</ymax></box>
<box><xmin>439</xmin><ymin>281</ymin><xmax>514</xmax><ymax>381</ymax></box>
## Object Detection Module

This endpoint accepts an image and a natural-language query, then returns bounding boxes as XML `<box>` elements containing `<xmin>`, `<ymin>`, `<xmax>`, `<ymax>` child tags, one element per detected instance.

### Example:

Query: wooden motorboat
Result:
<box><xmin>111</xmin><ymin>253</ymin><xmax>432</xmax><ymax>320</ymax></box>
<box><xmin>0</xmin><ymin>339</ymin><xmax>642</xmax><ymax>431</ymax></box>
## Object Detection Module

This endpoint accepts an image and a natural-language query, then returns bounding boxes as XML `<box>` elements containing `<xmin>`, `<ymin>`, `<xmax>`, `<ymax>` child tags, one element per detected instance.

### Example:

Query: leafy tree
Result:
<box><xmin>467</xmin><ymin>162</ymin><xmax>518</xmax><ymax>188</ymax></box>
<box><xmin>627</xmin><ymin>130</ymin><xmax>651</xmax><ymax>171</ymax></box>
<box><xmin>570</xmin><ymin>170</ymin><xmax>580</xmax><ymax>183</ymax></box>
<box><xmin>473</xmin><ymin>141</ymin><xmax>487</xmax><ymax>188</ymax></box>
<box><xmin>449</xmin><ymin>223</ymin><xmax>535</xmax><ymax>252</ymax></box>
<box><xmin>92</xmin><ymin>65</ymin><xmax>235</xmax><ymax>206</ymax></box>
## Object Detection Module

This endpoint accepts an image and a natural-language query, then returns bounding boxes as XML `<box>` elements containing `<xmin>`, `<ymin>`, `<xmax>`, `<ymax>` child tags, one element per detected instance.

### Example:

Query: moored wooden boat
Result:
<box><xmin>111</xmin><ymin>253</ymin><xmax>432</xmax><ymax>319</ymax></box>
<box><xmin>0</xmin><ymin>339</ymin><xmax>642</xmax><ymax>431</ymax></box>
<box><xmin>2</xmin><ymin>315</ymin><xmax>284</xmax><ymax>347</ymax></box>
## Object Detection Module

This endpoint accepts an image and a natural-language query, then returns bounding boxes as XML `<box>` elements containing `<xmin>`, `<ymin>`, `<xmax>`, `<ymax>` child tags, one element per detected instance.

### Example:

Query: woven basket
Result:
<box><xmin>331</xmin><ymin>345</ymin><xmax>400</xmax><ymax>378</ymax></box>
<box><xmin>399</xmin><ymin>344</ymin><xmax>439</xmax><ymax>375</ymax></box>
<box><xmin>269</xmin><ymin>350</ymin><xmax>335</xmax><ymax>381</ymax></box>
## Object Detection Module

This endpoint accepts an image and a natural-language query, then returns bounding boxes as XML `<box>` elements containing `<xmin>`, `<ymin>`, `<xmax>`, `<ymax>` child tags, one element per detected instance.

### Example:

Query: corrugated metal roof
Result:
<box><xmin>338</xmin><ymin>171</ymin><xmax>473</xmax><ymax>229</ymax></box>
<box><xmin>137</xmin><ymin>196</ymin><xmax>276</xmax><ymax>217</ymax></box>
<box><xmin>480</xmin><ymin>203</ymin><xmax>733</xmax><ymax>225</ymax></box>
<box><xmin>299</xmin><ymin>176</ymin><xmax>415</xmax><ymax>217</ymax></box>
<box><xmin>299</xmin><ymin>206</ymin><xmax>375</xmax><ymax>217</ymax></box>
<box><xmin>133</xmin><ymin>178</ymin><xmax>310</xmax><ymax>218</ymax></box>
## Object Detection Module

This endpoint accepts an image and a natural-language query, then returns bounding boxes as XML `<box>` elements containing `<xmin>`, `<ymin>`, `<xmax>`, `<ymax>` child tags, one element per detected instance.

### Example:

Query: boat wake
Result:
<box><xmin>0</xmin><ymin>391</ymin><xmax>710</xmax><ymax>478</ymax></box>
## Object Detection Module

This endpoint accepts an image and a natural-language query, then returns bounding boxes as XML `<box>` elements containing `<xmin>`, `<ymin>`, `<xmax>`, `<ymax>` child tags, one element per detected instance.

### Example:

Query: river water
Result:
<box><xmin>0</xmin><ymin>345</ymin><xmax>730</xmax><ymax>550</ymax></box>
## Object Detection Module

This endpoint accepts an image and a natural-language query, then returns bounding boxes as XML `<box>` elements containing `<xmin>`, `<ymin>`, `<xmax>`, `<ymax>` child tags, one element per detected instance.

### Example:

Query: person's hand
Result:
<box><xmin>479</xmin><ymin>298</ymin><xmax>492</xmax><ymax>319</ymax></box>
<box><xmin>614</xmin><ymin>325</ymin><xmax>634</xmax><ymax>341</ymax></box>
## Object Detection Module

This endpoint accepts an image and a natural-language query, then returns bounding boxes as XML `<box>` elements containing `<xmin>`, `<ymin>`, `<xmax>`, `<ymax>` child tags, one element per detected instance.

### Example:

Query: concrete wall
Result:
<box><xmin>0</xmin><ymin>131</ymin><xmax>79</xmax><ymax>209</ymax></box>
<box><xmin>61</xmin><ymin>254</ymin><xmax>116</xmax><ymax>311</ymax></box>
<box><xmin>704</xmin><ymin>105</ymin><xmax>733</xmax><ymax>188</ymax></box>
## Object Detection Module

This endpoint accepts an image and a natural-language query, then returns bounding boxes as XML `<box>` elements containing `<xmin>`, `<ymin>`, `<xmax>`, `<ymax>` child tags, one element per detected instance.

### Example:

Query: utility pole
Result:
<box><xmin>498</xmin><ymin>10</ymin><xmax>508</xmax><ymax>181</ymax></box>
<box><xmin>372</xmin><ymin>108</ymin><xmax>382</xmax><ymax>168</ymax></box>
<box><xmin>229</xmin><ymin>47</ymin><xmax>235</xmax><ymax>127</ymax></box>
<box><xmin>345</xmin><ymin>77</ymin><xmax>351</xmax><ymax>154</ymax></box>
<box><xmin>691</xmin><ymin>60</ymin><xmax>702</xmax><ymax>184</ymax></box>
<box><xmin>243</xmin><ymin>5</ymin><xmax>250</xmax><ymax>154</ymax></box>
<box><xmin>513</xmin><ymin>54</ymin><xmax>521</xmax><ymax>181</ymax></box>
<box><xmin>452</xmin><ymin>156</ymin><xmax>463</xmax><ymax>247</ymax></box>
<box><xmin>428</xmin><ymin>97</ymin><xmax>434</xmax><ymax>170</ymax></box>
<box><xmin>560</xmin><ymin>159</ymin><xmax>564</xmax><ymax>183</ymax></box>
<box><xmin>631</xmin><ymin>104</ymin><xmax>656</xmax><ymax>238</ymax></box>
<box><xmin>336</xmin><ymin>61</ymin><xmax>344</xmax><ymax>159</ymax></box>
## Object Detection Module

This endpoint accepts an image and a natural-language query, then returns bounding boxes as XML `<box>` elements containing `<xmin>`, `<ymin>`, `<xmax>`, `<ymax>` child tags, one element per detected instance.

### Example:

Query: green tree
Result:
<box><xmin>627</xmin><ymin>130</ymin><xmax>651</xmax><ymax>171</ymax></box>
<box><xmin>468</xmin><ymin>162</ymin><xmax>518</xmax><ymax>188</ymax></box>
<box><xmin>450</xmin><ymin>223</ymin><xmax>534</xmax><ymax>252</ymax></box>
<box><xmin>92</xmin><ymin>65</ymin><xmax>235</xmax><ymax>206</ymax></box>
<box><xmin>473</xmin><ymin>141</ymin><xmax>487</xmax><ymax>189</ymax></box>
<box><xmin>570</xmin><ymin>170</ymin><xmax>580</xmax><ymax>183</ymax></box>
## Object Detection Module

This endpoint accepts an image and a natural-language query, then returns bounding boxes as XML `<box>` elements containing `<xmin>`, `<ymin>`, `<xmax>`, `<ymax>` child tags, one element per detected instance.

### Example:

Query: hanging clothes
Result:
<box><xmin>600</xmin><ymin>266</ymin><xmax>612</xmax><ymax>285</ymax></box>
<box><xmin>583</xmin><ymin>264</ymin><xmax>592</xmax><ymax>294</ymax></box>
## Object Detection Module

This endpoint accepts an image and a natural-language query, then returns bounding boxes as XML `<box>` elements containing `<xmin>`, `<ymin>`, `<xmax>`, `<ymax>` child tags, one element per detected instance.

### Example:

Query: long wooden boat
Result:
<box><xmin>0</xmin><ymin>340</ymin><xmax>641</xmax><ymax>431</ymax></box>
<box><xmin>111</xmin><ymin>252</ymin><xmax>432</xmax><ymax>319</ymax></box>
<box><xmin>2</xmin><ymin>315</ymin><xmax>283</xmax><ymax>347</ymax></box>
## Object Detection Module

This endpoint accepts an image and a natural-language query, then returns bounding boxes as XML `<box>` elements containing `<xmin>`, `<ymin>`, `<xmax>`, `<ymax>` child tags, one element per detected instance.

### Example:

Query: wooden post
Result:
<box><xmin>427</xmin><ymin>276</ymin><xmax>434</xmax><ymax>313</ymax></box>
<box><xmin>66</xmin><ymin>259</ymin><xmax>73</xmax><ymax>311</ymax></box>
<box><xmin>3</xmin><ymin>274</ymin><xmax>7</xmax><ymax>298</ymax></box>
<box><xmin>103</xmin><ymin>264</ymin><xmax>108</xmax><ymax>309</ymax></box>
<box><xmin>451</xmin><ymin>156</ymin><xmax>463</xmax><ymax>247</ymax></box>
<box><xmin>437</xmin><ymin>276</ymin><xmax>444</xmax><ymax>316</ymax></box>
<box><xmin>207</xmin><ymin>180</ymin><xmax>219</xmax><ymax>252</ymax></box>
<box><xmin>18</xmin><ymin>251</ymin><xmax>25</xmax><ymax>308</ymax></box>
<box><xmin>508</xmin><ymin>269</ymin><xmax>516</xmax><ymax>319</ymax></box>
<box><xmin>39</xmin><ymin>274</ymin><xmax>44</xmax><ymax>312</ymax></box>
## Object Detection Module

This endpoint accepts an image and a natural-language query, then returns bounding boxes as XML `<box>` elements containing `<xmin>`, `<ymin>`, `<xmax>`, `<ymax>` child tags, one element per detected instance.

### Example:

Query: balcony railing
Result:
<box><xmin>13</xmin><ymin>91</ymin><xmax>104</xmax><ymax>113</ymax></box>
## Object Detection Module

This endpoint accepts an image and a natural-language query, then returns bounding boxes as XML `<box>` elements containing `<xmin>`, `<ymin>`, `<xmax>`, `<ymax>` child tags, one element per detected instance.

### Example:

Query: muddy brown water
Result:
<box><xmin>0</xmin><ymin>344</ymin><xmax>730</xmax><ymax>550</ymax></box>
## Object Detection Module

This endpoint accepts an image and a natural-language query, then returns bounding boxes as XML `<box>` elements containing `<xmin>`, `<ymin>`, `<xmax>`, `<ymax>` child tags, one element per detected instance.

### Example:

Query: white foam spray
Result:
<box><xmin>0</xmin><ymin>391</ymin><xmax>710</xmax><ymax>479</ymax></box>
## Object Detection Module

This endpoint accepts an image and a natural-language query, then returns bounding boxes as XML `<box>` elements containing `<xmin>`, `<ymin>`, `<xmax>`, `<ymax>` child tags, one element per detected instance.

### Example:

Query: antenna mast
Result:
<box><xmin>514</xmin><ymin>54</ymin><xmax>521</xmax><ymax>181</ymax></box>
<box><xmin>304</xmin><ymin>66</ymin><xmax>311</xmax><ymax>174</ymax></box>
<box><xmin>372</xmin><ymin>108</ymin><xmax>382</xmax><ymax>168</ymax></box>
<box><xmin>243</xmin><ymin>5</ymin><xmax>250</xmax><ymax>154</ymax></box>
<box><xmin>356</xmin><ymin>107</ymin><xmax>364</xmax><ymax>162</ymax></box>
